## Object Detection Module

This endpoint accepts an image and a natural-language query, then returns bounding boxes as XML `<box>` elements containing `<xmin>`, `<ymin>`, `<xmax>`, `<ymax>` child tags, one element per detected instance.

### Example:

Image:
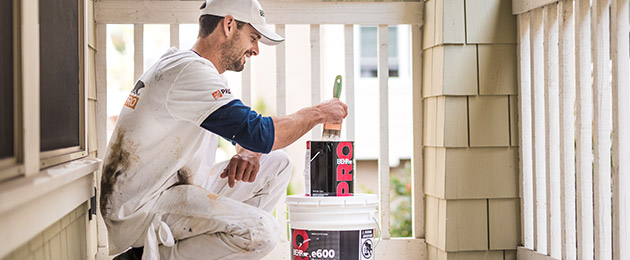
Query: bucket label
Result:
<box><xmin>291</xmin><ymin>228</ymin><xmax>374</xmax><ymax>260</ymax></box>
<box><xmin>304</xmin><ymin>141</ymin><xmax>354</xmax><ymax>197</ymax></box>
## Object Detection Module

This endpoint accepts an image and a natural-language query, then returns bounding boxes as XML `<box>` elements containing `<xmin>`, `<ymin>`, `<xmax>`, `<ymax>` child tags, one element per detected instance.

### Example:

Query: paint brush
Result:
<box><xmin>322</xmin><ymin>75</ymin><xmax>343</xmax><ymax>140</ymax></box>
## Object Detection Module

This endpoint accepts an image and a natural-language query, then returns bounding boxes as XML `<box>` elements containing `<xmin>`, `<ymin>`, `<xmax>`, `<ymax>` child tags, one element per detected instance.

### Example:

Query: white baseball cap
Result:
<box><xmin>200</xmin><ymin>0</ymin><xmax>284</xmax><ymax>45</ymax></box>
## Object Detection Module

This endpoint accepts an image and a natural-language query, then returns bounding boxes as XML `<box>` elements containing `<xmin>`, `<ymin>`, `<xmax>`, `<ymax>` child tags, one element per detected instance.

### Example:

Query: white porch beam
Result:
<box><xmin>95</xmin><ymin>1</ymin><xmax>423</xmax><ymax>25</ymax></box>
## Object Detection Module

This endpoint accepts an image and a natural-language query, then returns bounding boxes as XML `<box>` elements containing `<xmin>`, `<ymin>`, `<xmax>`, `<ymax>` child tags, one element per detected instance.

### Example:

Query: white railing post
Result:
<box><xmin>543</xmin><ymin>4</ymin><xmax>561</xmax><ymax>259</ymax></box>
<box><xmin>558</xmin><ymin>1</ymin><xmax>577</xmax><ymax>259</ymax></box>
<box><xmin>310</xmin><ymin>24</ymin><xmax>321</xmax><ymax>139</ymax></box>
<box><xmin>276</xmin><ymin>24</ymin><xmax>286</xmax><ymax>117</ymax></box>
<box><xmin>611</xmin><ymin>0</ymin><xmax>630</xmax><ymax>259</ymax></box>
<box><xmin>377</xmin><ymin>24</ymin><xmax>391</xmax><ymax>240</ymax></box>
<box><xmin>134</xmin><ymin>24</ymin><xmax>144</xmax><ymax>80</ymax></box>
<box><xmin>530</xmin><ymin>8</ymin><xmax>547</xmax><ymax>254</ymax></box>
<box><xmin>517</xmin><ymin>12</ymin><xmax>535</xmax><ymax>250</ymax></box>
<box><xmin>242</xmin><ymin>60</ymin><xmax>252</xmax><ymax>106</ymax></box>
<box><xmin>170</xmin><ymin>24</ymin><xmax>179</xmax><ymax>49</ymax></box>
<box><xmin>274</xmin><ymin>24</ymin><xmax>288</xmax><ymax>242</ymax></box>
<box><xmin>591</xmin><ymin>0</ymin><xmax>613</xmax><ymax>259</ymax></box>
<box><xmin>344</xmin><ymin>24</ymin><xmax>355</xmax><ymax>141</ymax></box>
<box><xmin>575</xmin><ymin>0</ymin><xmax>594</xmax><ymax>259</ymax></box>
<box><xmin>411</xmin><ymin>24</ymin><xmax>424</xmax><ymax>239</ymax></box>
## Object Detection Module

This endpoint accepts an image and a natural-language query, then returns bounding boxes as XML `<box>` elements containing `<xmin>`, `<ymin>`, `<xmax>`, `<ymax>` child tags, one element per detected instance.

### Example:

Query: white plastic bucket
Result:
<box><xmin>287</xmin><ymin>194</ymin><xmax>379</xmax><ymax>260</ymax></box>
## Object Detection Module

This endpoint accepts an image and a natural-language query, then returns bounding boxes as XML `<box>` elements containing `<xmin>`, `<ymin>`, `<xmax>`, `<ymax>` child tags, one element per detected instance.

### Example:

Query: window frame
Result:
<box><xmin>38</xmin><ymin>0</ymin><xmax>88</xmax><ymax>169</ymax></box>
<box><xmin>0</xmin><ymin>0</ymin><xmax>24</xmax><ymax>181</ymax></box>
<box><xmin>0</xmin><ymin>0</ymin><xmax>88</xmax><ymax>181</ymax></box>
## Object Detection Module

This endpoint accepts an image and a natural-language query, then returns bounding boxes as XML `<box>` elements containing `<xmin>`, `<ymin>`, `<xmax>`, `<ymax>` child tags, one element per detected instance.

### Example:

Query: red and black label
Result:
<box><xmin>305</xmin><ymin>141</ymin><xmax>354</xmax><ymax>197</ymax></box>
<box><xmin>291</xmin><ymin>229</ymin><xmax>374</xmax><ymax>260</ymax></box>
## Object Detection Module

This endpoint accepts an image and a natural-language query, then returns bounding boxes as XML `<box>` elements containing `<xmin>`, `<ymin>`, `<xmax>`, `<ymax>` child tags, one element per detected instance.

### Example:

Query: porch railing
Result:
<box><xmin>513</xmin><ymin>0</ymin><xmax>630</xmax><ymax>259</ymax></box>
<box><xmin>94</xmin><ymin>1</ymin><xmax>425</xmax><ymax>259</ymax></box>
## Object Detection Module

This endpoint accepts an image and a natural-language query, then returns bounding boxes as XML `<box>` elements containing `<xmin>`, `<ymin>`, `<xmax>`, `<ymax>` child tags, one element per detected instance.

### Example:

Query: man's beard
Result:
<box><xmin>220</xmin><ymin>32</ymin><xmax>247</xmax><ymax>72</ymax></box>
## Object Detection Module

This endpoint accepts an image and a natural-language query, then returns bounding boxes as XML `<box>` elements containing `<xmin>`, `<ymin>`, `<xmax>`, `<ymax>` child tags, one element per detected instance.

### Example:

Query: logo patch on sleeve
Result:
<box><xmin>212</xmin><ymin>90</ymin><xmax>223</xmax><ymax>100</ymax></box>
<box><xmin>212</xmin><ymin>88</ymin><xmax>231</xmax><ymax>100</ymax></box>
<box><xmin>125</xmin><ymin>80</ymin><xmax>145</xmax><ymax>109</ymax></box>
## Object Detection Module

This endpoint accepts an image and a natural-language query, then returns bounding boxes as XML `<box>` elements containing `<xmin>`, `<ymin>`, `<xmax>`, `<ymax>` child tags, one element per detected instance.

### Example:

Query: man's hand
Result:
<box><xmin>269</xmin><ymin>98</ymin><xmax>348</xmax><ymax>150</ymax></box>
<box><xmin>316</xmin><ymin>98</ymin><xmax>348</xmax><ymax>124</ymax></box>
<box><xmin>220</xmin><ymin>147</ymin><xmax>261</xmax><ymax>188</ymax></box>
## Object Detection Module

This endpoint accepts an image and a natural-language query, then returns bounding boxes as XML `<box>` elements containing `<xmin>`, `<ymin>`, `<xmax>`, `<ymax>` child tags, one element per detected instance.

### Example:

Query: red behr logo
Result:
<box><xmin>292</xmin><ymin>229</ymin><xmax>310</xmax><ymax>260</ymax></box>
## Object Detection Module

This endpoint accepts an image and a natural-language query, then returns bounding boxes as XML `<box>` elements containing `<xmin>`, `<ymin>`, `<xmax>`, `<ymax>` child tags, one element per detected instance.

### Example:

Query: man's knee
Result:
<box><xmin>261</xmin><ymin>150</ymin><xmax>292</xmax><ymax>184</ymax></box>
<box><xmin>246</xmin><ymin>213</ymin><xmax>280</xmax><ymax>253</ymax></box>
<box><xmin>267</xmin><ymin>150</ymin><xmax>292</xmax><ymax>172</ymax></box>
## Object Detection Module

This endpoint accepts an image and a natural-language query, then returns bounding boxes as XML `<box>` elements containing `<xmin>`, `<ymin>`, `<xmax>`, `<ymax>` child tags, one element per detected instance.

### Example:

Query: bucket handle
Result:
<box><xmin>372</xmin><ymin>216</ymin><xmax>381</xmax><ymax>249</ymax></box>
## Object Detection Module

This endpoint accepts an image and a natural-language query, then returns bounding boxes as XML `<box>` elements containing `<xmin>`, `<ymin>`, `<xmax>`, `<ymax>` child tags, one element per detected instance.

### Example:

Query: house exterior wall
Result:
<box><xmin>0</xmin><ymin>0</ymin><xmax>99</xmax><ymax>259</ymax></box>
<box><xmin>1</xmin><ymin>203</ymin><xmax>89</xmax><ymax>260</ymax></box>
<box><xmin>422</xmin><ymin>0</ymin><xmax>520</xmax><ymax>259</ymax></box>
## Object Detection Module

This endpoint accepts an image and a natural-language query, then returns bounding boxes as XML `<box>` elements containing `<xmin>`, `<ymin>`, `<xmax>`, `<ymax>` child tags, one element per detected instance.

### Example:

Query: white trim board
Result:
<box><xmin>518</xmin><ymin>247</ymin><xmax>560</xmax><ymax>260</ymax></box>
<box><xmin>95</xmin><ymin>1</ymin><xmax>423</xmax><ymax>25</ymax></box>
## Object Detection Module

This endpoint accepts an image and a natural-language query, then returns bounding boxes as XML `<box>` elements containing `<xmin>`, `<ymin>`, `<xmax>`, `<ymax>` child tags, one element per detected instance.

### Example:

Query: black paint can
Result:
<box><xmin>304</xmin><ymin>141</ymin><xmax>354</xmax><ymax>197</ymax></box>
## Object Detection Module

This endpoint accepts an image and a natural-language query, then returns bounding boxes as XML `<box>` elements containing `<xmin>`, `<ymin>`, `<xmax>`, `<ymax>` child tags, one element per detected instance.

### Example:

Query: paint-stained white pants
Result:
<box><xmin>155</xmin><ymin>150</ymin><xmax>292</xmax><ymax>260</ymax></box>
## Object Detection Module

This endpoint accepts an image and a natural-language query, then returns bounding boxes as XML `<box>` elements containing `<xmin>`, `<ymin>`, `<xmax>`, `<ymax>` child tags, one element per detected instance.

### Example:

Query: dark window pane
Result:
<box><xmin>39</xmin><ymin>0</ymin><xmax>80</xmax><ymax>152</ymax></box>
<box><xmin>0</xmin><ymin>0</ymin><xmax>14</xmax><ymax>159</ymax></box>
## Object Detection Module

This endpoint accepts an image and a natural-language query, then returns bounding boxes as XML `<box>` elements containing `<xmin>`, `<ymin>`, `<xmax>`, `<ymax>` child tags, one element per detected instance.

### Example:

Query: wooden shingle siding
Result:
<box><xmin>423</xmin><ymin>0</ymin><xmax>519</xmax><ymax>258</ymax></box>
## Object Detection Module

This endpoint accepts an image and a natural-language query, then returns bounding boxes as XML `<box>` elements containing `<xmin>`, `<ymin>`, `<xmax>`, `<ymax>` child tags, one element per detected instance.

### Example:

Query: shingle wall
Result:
<box><xmin>423</xmin><ymin>0</ymin><xmax>520</xmax><ymax>258</ymax></box>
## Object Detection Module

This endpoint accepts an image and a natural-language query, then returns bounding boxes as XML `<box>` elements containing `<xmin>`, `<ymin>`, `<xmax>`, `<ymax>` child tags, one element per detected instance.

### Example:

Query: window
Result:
<box><xmin>359</xmin><ymin>26</ymin><xmax>399</xmax><ymax>78</ymax></box>
<box><xmin>38</xmin><ymin>0</ymin><xmax>86</xmax><ymax>168</ymax></box>
<box><xmin>0</xmin><ymin>0</ymin><xmax>17</xmax><ymax>180</ymax></box>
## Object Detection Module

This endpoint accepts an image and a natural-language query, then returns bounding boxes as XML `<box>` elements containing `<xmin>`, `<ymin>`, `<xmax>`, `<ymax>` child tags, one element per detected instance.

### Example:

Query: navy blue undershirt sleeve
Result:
<box><xmin>200</xmin><ymin>99</ymin><xmax>275</xmax><ymax>153</ymax></box>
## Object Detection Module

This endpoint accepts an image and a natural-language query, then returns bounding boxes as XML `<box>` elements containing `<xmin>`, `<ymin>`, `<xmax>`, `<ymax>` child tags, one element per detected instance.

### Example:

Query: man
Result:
<box><xmin>101</xmin><ymin>0</ymin><xmax>348</xmax><ymax>259</ymax></box>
